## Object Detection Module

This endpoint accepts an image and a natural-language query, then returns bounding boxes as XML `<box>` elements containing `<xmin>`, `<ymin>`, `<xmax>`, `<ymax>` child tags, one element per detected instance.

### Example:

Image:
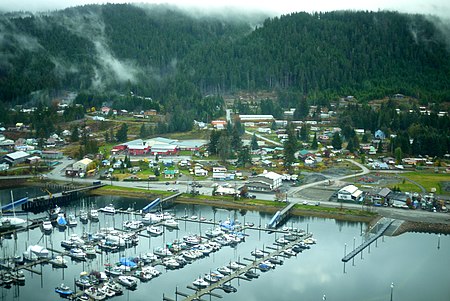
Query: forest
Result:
<box><xmin>0</xmin><ymin>4</ymin><xmax>449</xmax><ymax>152</ymax></box>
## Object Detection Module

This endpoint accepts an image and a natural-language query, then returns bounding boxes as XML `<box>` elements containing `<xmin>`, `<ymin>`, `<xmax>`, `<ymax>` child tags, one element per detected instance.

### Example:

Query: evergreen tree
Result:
<box><xmin>331</xmin><ymin>132</ymin><xmax>342</xmax><ymax>150</ymax></box>
<box><xmin>218</xmin><ymin>134</ymin><xmax>231</xmax><ymax>162</ymax></box>
<box><xmin>395</xmin><ymin>147</ymin><xmax>403</xmax><ymax>164</ymax></box>
<box><xmin>208</xmin><ymin>130</ymin><xmax>221</xmax><ymax>155</ymax></box>
<box><xmin>347</xmin><ymin>137</ymin><xmax>355</xmax><ymax>152</ymax></box>
<box><xmin>71</xmin><ymin>126</ymin><xmax>79</xmax><ymax>142</ymax></box>
<box><xmin>299</xmin><ymin>125</ymin><xmax>309</xmax><ymax>142</ymax></box>
<box><xmin>251</xmin><ymin>133</ymin><xmax>259</xmax><ymax>150</ymax></box>
<box><xmin>283</xmin><ymin>124</ymin><xmax>298</xmax><ymax>170</ymax></box>
<box><xmin>293</xmin><ymin>98</ymin><xmax>309</xmax><ymax>120</ymax></box>
<box><xmin>311</xmin><ymin>133</ymin><xmax>318</xmax><ymax>149</ymax></box>
<box><xmin>237</xmin><ymin>146</ymin><xmax>251</xmax><ymax>167</ymax></box>
<box><xmin>116</xmin><ymin>123</ymin><xmax>128</xmax><ymax>142</ymax></box>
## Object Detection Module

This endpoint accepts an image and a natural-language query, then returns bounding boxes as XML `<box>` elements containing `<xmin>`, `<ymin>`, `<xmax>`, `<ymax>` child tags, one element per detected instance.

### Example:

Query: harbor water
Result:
<box><xmin>1</xmin><ymin>193</ymin><xmax>449</xmax><ymax>301</ymax></box>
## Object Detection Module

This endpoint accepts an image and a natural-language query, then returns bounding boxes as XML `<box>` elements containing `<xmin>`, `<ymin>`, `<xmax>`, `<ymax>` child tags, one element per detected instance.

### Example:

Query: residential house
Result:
<box><xmin>212</xmin><ymin>166</ymin><xmax>234</xmax><ymax>180</ymax></box>
<box><xmin>374</xmin><ymin>130</ymin><xmax>386</xmax><ymax>140</ymax></box>
<box><xmin>371</xmin><ymin>187</ymin><xmax>392</xmax><ymax>206</ymax></box>
<box><xmin>163</xmin><ymin>169</ymin><xmax>176</xmax><ymax>179</ymax></box>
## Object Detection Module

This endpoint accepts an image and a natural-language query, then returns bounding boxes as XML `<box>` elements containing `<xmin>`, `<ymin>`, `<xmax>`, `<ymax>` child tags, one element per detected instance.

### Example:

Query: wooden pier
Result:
<box><xmin>342</xmin><ymin>218</ymin><xmax>394</xmax><ymax>262</ymax></box>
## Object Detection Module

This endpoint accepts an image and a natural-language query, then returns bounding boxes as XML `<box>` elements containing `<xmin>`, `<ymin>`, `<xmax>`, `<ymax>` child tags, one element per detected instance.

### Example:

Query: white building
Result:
<box><xmin>73</xmin><ymin>158</ymin><xmax>93</xmax><ymax>173</ymax></box>
<box><xmin>337</xmin><ymin>185</ymin><xmax>364</xmax><ymax>202</ymax></box>
<box><xmin>246</xmin><ymin>171</ymin><xmax>282</xmax><ymax>192</ymax></box>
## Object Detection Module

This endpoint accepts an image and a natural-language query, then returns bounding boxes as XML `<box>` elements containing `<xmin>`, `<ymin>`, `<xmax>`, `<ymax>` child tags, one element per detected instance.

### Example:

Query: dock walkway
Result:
<box><xmin>180</xmin><ymin>233</ymin><xmax>313</xmax><ymax>301</ymax></box>
<box><xmin>342</xmin><ymin>218</ymin><xmax>394</xmax><ymax>262</ymax></box>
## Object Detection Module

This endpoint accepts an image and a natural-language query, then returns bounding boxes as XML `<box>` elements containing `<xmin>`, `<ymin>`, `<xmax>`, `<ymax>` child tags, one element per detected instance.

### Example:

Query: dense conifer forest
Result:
<box><xmin>1</xmin><ymin>4</ymin><xmax>449</xmax><ymax>106</ymax></box>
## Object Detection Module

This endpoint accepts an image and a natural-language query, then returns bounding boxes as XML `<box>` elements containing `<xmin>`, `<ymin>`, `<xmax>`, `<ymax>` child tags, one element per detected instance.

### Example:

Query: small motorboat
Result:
<box><xmin>84</xmin><ymin>286</ymin><xmax>107</xmax><ymax>300</ymax></box>
<box><xmin>79</xmin><ymin>210</ymin><xmax>89</xmax><ymax>224</ymax></box>
<box><xmin>244</xmin><ymin>269</ymin><xmax>260</xmax><ymax>279</ymax></box>
<box><xmin>220</xmin><ymin>283</ymin><xmax>237</xmax><ymax>293</ymax></box>
<box><xmin>104</xmin><ymin>280</ymin><xmax>123</xmax><ymax>295</ymax></box>
<box><xmin>70</xmin><ymin>248</ymin><xmax>87</xmax><ymax>260</ymax></box>
<box><xmin>67</xmin><ymin>214</ymin><xmax>78</xmax><ymax>227</ymax></box>
<box><xmin>55</xmin><ymin>283</ymin><xmax>74</xmax><ymax>297</ymax></box>
<box><xmin>117</xmin><ymin>275</ymin><xmax>138</xmax><ymax>289</ymax></box>
<box><xmin>123</xmin><ymin>220</ymin><xmax>143</xmax><ymax>230</ymax></box>
<box><xmin>83</xmin><ymin>244</ymin><xmax>97</xmax><ymax>257</ymax></box>
<box><xmin>258</xmin><ymin>262</ymin><xmax>271</xmax><ymax>272</ymax></box>
<box><xmin>89</xmin><ymin>208</ymin><xmax>99</xmax><ymax>221</ymax></box>
<box><xmin>101</xmin><ymin>204</ymin><xmax>116</xmax><ymax>215</ymax></box>
<box><xmin>57</xmin><ymin>213</ymin><xmax>67</xmax><ymax>230</ymax></box>
<box><xmin>283</xmin><ymin>248</ymin><xmax>296</xmax><ymax>257</ymax></box>
<box><xmin>192</xmin><ymin>277</ymin><xmax>209</xmax><ymax>288</ymax></box>
<box><xmin>12</xmin><ymin>270</ymin><xmax>25</xmax><ymax>284</ymax></box>
<box><xmin>204</xmin><ymin>273</ymin><xmax>219</xmax><ymax>283</ymax></box>
<box><xmin>162</xmin><ymin>219</ymin><xmax>179</xmax><ymax>229</ymax></box>
<box><xmin>276</xmin><ymin>237</ymin><xmax>289</xmax><ymax>245</ymax></box>
<box><xmin>228</xmin><ymin>261</ymin><xmax>243</xmax><ymax>270</ymax></box>
<box><xmin>49</xmin><ymin>255</ymin><xmax>68</xmax><ymax>268</ymax></box>
<box><xmin>41</xmin><ymin>220</ymin><xmax>53</xmax><ymax>234</ymax></box>
<box><xmin>251</xmin><ymin>249</ymin><xmax>265</xmax><ymax>258</ymax></box>
<box><xmin>147</xmin><ymin>226</ymin><xmax>163</xmax><ymax>236</ymax></box>
<box><xmin>268</xmin><ymin>256</ymin><xmax>284</xmax><ymax>265</ymax></box>
<box><xmin>205</xmin><ymin>227</ymin><xmax>224</xmax><ymax>238</ymax></box>
<box><xmin>154</xmin><ymin>247</ymin><xmax>172</xmax><ymax>257</ymax></box>
<box><xmin>217</xmin><ymin>266</ymin><xmax>232</xmax><ymax>275</ymax></box>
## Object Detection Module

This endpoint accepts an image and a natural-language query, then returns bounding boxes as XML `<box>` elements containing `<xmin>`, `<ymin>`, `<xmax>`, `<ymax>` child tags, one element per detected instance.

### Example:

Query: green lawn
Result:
<box><xmin>400</xmin><ymin>172</ymin><xmax>449</xmax><ymax>194</ymax></box>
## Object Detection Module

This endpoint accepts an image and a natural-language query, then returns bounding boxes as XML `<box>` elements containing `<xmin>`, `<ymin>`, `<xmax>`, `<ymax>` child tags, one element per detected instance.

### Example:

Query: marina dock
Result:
<box><xmin>168</xmin><ymin>233</ymin><xmax>313</xmax><ymax>301</ymax></box>
<box><xmin>341</xmin><ymin>218</ymin><xmax>394</xmax><ymax>262</ymax></box>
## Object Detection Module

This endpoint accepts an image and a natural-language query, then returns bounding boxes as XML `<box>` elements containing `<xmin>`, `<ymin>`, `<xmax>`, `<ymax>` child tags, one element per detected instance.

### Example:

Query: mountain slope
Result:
<box><xmin>0</xmin><ymin>4</ymin><xmax>449</xmax><ymax>105</ymax></box>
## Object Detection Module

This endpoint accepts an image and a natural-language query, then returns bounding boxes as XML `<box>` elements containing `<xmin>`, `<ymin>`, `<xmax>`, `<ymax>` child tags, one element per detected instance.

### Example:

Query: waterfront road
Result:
<box><xmin>42</xmin><ymin>157</ymin><xmax>450</xmax><ymax>224</ymax></box>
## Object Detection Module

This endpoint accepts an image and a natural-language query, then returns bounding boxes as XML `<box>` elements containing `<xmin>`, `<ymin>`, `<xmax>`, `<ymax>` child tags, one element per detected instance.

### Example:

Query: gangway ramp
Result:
<box><xmin>267</xmin><ymin>202</ymin><xmax>296</xmax><ymax>229</ymax></box>
<box><xmin>142</xmin><ymin>198</ymin><xmax>161</xmax><ymax>213</ymax></box>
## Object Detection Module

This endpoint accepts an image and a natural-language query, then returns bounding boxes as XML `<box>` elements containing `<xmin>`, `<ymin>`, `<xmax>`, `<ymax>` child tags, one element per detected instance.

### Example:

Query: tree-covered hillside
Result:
<box><xmin>0</xmin><ymin>4</ymin><xmax>449</xmax><ymax>106</ymax></box>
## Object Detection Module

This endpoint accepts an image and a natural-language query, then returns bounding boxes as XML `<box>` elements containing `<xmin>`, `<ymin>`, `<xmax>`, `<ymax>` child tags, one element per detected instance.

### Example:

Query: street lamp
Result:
<box><xmin>390</xmin><ymin>282</ymin><xmax>394</xmax><ymax>301</ymax></box>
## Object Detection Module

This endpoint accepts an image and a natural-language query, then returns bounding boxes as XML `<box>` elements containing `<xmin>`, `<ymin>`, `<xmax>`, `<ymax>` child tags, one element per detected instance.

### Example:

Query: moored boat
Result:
<box><xmin>41</xmin><ymin>220</ymin><xmax>53</xmax><ymax>234</ymax></box>
<box><xmin>162</xmin><ymin>219</ymin><xmax>179</xmax><ymax>229</ymax></box>
<box><xmin>101</xmin><ymin>204</ymin><xmax>116</xmax><ymax>215</ymax></box>
<box><xmin>117</xmin><ymin>275</ymin><xmax>138</xmax><ymax>289</ymax></box>
<box><xmin>192</xmin><ymin>277</ymin><xmax>209</xmax><ymax>288</ymax></box>
<box><xmin>55</xmin><ymin>283</ymin><xmax>74</xmax><ymax>297</ymax></box>
<box><xmin>49</xmin><ymin>255</ymin><xmax>68</xmax><ymax>268</ymax></box>
<box><xmin>147</xmin><ymin>226</ymin><xmax>163</xmax><ymax>236</ymax></box>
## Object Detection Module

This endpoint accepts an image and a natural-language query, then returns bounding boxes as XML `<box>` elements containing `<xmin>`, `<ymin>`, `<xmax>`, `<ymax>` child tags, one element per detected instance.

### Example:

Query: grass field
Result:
<box><xmin>400</xmin><ymin>172</ymin><xmax>449</xmax><ymax>195</ymax></box>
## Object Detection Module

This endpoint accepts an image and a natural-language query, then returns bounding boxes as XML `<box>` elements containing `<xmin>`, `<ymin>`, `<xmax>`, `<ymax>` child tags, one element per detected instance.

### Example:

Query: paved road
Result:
<box><xmin>245</xmin><ymin>130</ymin><xmax>282</xmax><ymax>146</ymax></box>
<box><xmin>288</xmin><ymin>159</ymin><xmax>370</xmax><ymax>198</ymax></box>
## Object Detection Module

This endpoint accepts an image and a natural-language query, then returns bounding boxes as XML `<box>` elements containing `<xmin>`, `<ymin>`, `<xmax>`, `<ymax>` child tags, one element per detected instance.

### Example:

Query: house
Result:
<box><xmin>194</xmin><ymin>168</ymin><xmax>208</xmax><ymax>177</ymax></box>
<box><xmin>101</xmin><ymin>106</ymin><xmax>111</xmax><ymax>115</ymax></box>
<box><xmin>246</xmin><ymin>171</ymin><xmax>282</xmax><ymax>192</ymax></box>
<box><xmin>163</xmin><ymin>169</ymin><xmax>176</xmax><ymax>179</ymax></box>
<box><xmin>41</xmin><ymin>151</ymin><xmax>63</xmax><ymax>160</ymax></box>
<box><xmin>212</xmin><ymin>166</ymin><xmax>234</xmax><ymax>180</ymax></box>
<box><xmin>2</xmin><ymin>151</ymin><xmax>30</xmax><ymax>166</ymax></box>
<box><xmin>211</xmin><ymin>120</ymin><xmax>227</xmax><ymax>129</ymax></box>
<box><xmin>374</xmin><ymin>130</ymin><xmax>386</xmax><ymax>140</ymax></box>
<box><xmin>143</xmin><ymin>110</ymin><xmax>157</xmax><ymax>117</ymax></box>
<box><xmin>371</xmin><ymin>187</ymin><xmax>392</xmax><ymax>205</ymax></box>
<box><xmin>214</xmin><ymin>186</ymin><xmax>238</xmax><ymax>196</ymax></box>
<box><xmin>337</xmin><ymin>185</ymin><xmax>364</xmax><ymax>202</ymax></box>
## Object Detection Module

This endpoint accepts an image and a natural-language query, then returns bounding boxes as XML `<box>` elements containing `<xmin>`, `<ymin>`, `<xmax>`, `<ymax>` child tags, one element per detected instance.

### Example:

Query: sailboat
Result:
<box><xmin>0</xmin><ymin>191</ymin><xmax>26</xmax><ymax>230</ymax></box>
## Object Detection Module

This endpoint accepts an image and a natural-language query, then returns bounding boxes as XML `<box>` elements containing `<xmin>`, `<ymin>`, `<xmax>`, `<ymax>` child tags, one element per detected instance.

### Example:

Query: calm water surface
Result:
<box><xmin>1</xmin><ymin>192</ymin><xmax>449</xmax><ymax>301</ymax></box>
